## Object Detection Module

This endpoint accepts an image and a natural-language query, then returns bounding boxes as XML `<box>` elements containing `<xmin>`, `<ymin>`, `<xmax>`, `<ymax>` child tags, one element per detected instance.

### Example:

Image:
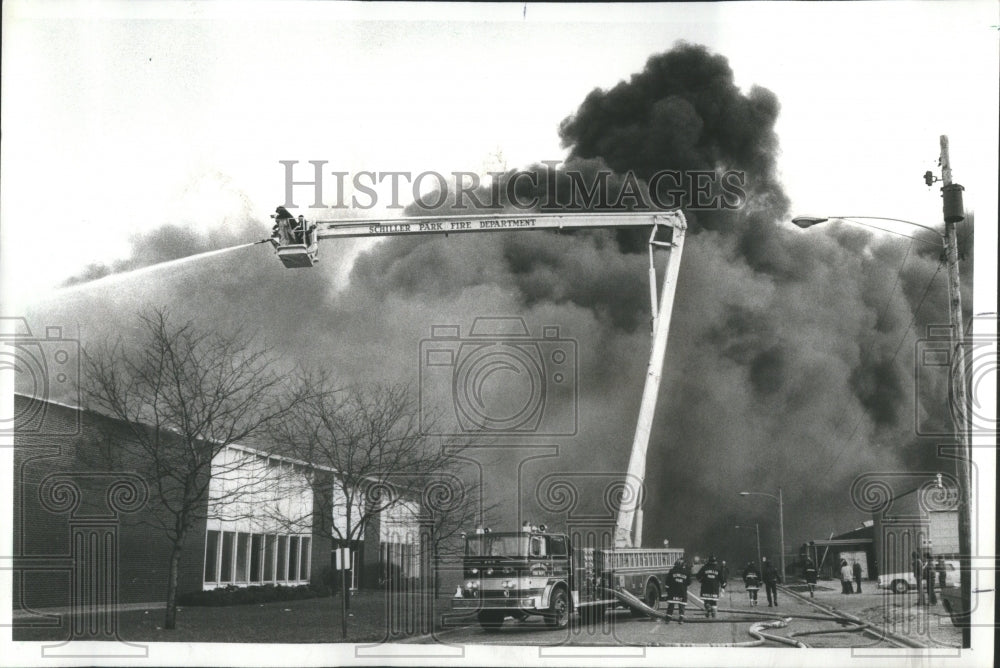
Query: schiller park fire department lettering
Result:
<box><xmin>367</xmin><ymin>219</ymin><xmax>537</xmax><ymax>235</ymax></box>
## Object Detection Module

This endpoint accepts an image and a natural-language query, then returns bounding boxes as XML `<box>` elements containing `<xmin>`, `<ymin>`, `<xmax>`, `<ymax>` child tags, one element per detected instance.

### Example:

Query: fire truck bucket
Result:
<box><xmin>276</xmin><ymin>243</ymin><xmax>318</xmax><ymax>268</ymax></box>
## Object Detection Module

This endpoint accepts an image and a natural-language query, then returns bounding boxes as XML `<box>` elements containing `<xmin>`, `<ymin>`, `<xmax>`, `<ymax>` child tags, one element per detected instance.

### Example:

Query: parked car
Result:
<box><xmin>877</xmin><ymin>560</ymin><xmax>959</xmax><ymax>594</ymax></box>
<box><xmin>940</xmin><ymin>584</ymin><xmax>994</xmax><ymax>627</ymax></box>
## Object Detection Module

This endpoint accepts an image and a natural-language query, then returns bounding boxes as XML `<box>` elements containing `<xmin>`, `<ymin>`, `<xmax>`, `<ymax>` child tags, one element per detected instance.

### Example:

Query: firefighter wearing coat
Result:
<box><xmin>272</xmin><ymin>206</ymin><xmax>296</xmax><ymax>245</ymax></box>
<box><xmin>742</xmin><ymin>561</ymin><xmax>761</xmax><ymax>607</ymax></box>
<box><xmin>697</xmin><ymin>555</ymin><xmax>725</xmax><ymax>618</ymax></box>
<box><xmin>664</xmin><ymin>561</ymin><xmax>690</xmax><ymax>624</ymax></box>
<box><xmin>802</xmin><ymin>557</ymin><xmax>818</xmax><ymax>598</ymax></box>
<box><xmin>762</xmin><ymin>556</ymin><xmax>780</xmax><ymax>606</ymax></box>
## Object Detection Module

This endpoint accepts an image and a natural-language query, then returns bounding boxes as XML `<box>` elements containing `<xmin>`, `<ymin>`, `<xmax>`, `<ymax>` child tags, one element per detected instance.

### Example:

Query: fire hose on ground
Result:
<box><xmin>777</xmin><ymin>583</ymin><xmax>924</xmax><ymax>648</ymax></box>
<box><xmin>603</xmin><ymin>586</ymin><xmax>885</xmax><ymax>648</ymax></box>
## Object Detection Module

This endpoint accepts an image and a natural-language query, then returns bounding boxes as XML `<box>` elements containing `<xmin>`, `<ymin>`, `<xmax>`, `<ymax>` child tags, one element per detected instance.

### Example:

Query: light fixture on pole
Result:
<box><xmin>738</xmin><ymin>489</ymin><xmax>785</xmax><ymax>579</ymax></box>
<box><xmin>791</xmin><ymin>215</ymin><xmax>944</xmax><ymax>245</ymax></box>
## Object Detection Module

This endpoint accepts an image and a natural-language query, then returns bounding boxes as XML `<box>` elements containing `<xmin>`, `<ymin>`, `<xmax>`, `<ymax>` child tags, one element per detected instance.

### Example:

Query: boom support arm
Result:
<box><xmin>614</xmin><ymin>221</ymin><xmax>685</xmax><ymax>548</ymax></box>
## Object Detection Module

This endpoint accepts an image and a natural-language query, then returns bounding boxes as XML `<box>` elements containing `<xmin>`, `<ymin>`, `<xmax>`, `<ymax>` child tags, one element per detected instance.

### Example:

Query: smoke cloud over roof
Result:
<box><xmin>28</xmin><ymin>42</ymin><xmax>971</xmax><ymax>560</ymax></box>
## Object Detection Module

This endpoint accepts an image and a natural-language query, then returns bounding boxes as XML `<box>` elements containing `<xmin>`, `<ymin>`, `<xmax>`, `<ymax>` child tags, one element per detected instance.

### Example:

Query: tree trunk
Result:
<box><xmin>164</xmin><ymin>543</ymin><xmax>183</xmax><ymax>630</ymax></box>
<box><xmin>340</xmin><ymin>560</ymin><xmax>348</xmax><ymax>638</ymax></box>
<box><xmin>433</xmin><ymin>554</ymin><xmax>441</xmax><ymax>599</ymax></box>
<box><xmin>344</xmin><ymin>554</ymin><xmax>351</xmax><ymax>611</ymax></box>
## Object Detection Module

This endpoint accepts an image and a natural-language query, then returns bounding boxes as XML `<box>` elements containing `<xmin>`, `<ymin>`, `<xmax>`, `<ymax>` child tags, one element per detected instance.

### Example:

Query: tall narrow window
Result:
<box><xmin>204</xmin><ymin>530</ymin><xmax>220</xmax><ymax>583</ymax></box>
<box><xmin>235</xmin><ymin>533</ymin><xmax>249</xmax><ymax>581</ymax></box>
<box><xmin>220</xmin><ymin>531</ymin><xmax>235</xmax><ymax>582</ymax></box>
<box><xmin>300</xmin><ymin>537</ymin><xmax>311</xmax><ymax>582</ymax></box>
<box><xmin>289</xmin><ymin>536</ymin><xmax>300</xmax><ymax>581</ymax></box>
<box><xmin>250</xmin><ymin>534</ymin><xmax>263</xmax><ymax>583</ymax></box>
<box><xmin>264</xmin><ymin>535</ymin><xmax>276</xmax><ymax>582</ymax></box>
<box><xmin>277</xmin><ymin>535</ymin><xmax>288</xmax><ymax>581</ymax></box>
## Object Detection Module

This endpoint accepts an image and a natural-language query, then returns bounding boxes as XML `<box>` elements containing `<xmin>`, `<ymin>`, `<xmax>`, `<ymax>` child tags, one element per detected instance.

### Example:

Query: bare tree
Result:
<box><xmin>81</xmin><ymin>308</ymin><xmax>296</xmax><ymax>630</ymax></box>
<box><xmin>415</xmin><ymin>463</ymin><xmax>502</xmax><ymax>599</ymax></box>
<box><xmin>269</xmin><ymin>376</ymin><xmax>468</xmax><ymax>638</ymax></box>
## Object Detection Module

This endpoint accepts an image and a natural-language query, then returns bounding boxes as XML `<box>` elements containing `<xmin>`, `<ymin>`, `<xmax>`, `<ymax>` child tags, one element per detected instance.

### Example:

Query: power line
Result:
<box><xmin>818</xmin><ymin>258</ymin><xmax>945</xmax><ymax>480</ymax></box>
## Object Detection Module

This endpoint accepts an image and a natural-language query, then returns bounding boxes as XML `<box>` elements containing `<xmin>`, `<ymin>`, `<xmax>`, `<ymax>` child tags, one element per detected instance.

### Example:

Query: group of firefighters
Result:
<box><xmin>660</xmin><ymin>554</ymin><xmax>786</xmax><ymax>624</ymax></box>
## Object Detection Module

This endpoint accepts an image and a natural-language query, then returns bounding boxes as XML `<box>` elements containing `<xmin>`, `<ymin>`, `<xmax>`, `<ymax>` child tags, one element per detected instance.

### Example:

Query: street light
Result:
<box><xmin>738</xmin><ymin>488</ymin><xmax>785</xmax><ymax>579</ymax></box>
<box><xmin>791</xmin><ymin>215</ymin><xmax>944</xmax><ymax>247</ymax></box>
<box><xmin>734</xmin><ymin>523</ymin><xmax>762</xmax><ymax>566</ymax></box>
<box><xmin>792</xmin><ymin>137</ymin><xmax>972</xmax><ymax>645</ymax></box>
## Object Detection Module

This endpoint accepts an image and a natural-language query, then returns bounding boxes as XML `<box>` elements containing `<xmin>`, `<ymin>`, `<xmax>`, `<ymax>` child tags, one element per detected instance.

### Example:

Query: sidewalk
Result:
<box><xmin>787</xmin><ymin>579</ymin><xmax>960</xmax><ymax>648</ymax></box>
<box><xmin>11</xmin><ymin>601</ymin><xmax>166</xmax><ymax>621</ymax></box>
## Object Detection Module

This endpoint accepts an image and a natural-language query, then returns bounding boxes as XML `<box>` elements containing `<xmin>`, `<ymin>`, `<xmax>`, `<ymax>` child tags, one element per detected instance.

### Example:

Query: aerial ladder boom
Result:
<box><xmin>267</xmin><ymin>209</ymin><xmax>686</xmax><ymax>548</ymax></box>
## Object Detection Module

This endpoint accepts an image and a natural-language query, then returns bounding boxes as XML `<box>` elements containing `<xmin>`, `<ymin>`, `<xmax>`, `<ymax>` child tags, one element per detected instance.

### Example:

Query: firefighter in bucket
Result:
<box><xmin>272</xmin><ymin>206</ymin><xmax>296</xmax><ymax>244</ymax></box>
<box><xmin>270</xmin><ymin>206</ymin><xmax>319</xmax><ymax>268</ymax></box>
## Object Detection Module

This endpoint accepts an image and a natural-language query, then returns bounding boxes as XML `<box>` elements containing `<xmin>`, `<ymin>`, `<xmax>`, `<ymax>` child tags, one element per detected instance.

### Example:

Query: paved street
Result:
<box><xmin>407</xmin><ymin>582</ymin><xmax>910</xmax><ymax>648</ymax></box>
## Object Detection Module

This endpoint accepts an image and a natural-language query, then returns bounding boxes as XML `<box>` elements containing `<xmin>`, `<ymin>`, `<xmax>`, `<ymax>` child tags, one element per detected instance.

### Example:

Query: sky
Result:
<box><xmin>2</xmin><ymin>1</ymin><xmax>998</xmax><ymax>651</ymax></box>
<box><xmin>2</xmin><ymin>1</ymin><xmax>997</xmax><ymax>299</ymax></box>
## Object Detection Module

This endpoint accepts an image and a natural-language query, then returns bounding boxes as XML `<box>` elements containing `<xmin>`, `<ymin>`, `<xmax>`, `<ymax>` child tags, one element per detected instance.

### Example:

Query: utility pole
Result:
<box><xmin>939</xmin><ymin>135</ymin><xmax>972</xmax><ymax>647</ymax></box>
<box><xmin>778</xmin><ymin>487</ymin><xmax>786</xmax><ymax>581</ymax></box>
<box><xmin>755</xmin><ymin>523</ymin><xmax>762</xmax><ymax>567</ymax></box>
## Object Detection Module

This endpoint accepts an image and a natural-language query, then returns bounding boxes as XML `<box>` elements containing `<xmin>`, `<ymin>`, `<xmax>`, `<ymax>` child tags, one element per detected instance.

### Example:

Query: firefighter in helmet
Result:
<box><xmin>802</xmin><ymin>556</ymin><xmax>818</xmax><ymax>598</ymax></box>
<box><xmin>697</xmin><ymin>554</ymin><xmax>725</xmax><ymax>618</ymax></box>
<box><xmin>663</xmin><ymin>560</ymin><xmax>691</xmax><ymax>624</ymax></box>
<box><xmin>742</xmin><ymin>560</ymin><xmax>761</xmax><ymax>607</ymax></box>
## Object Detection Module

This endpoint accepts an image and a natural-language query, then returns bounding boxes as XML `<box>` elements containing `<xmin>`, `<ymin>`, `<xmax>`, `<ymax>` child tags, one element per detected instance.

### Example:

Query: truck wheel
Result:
<box><xmin>546</xmin><ymin>587</ymin><xmax>570</xmax><ymax>629</ymax></box>
<box><xmin>631</xmin><ymin>581</ymin><xmax>660</xmax><ymax>617</ymax></box>
<box><xmin>477</xmin><ymin>610</ymin><xmax>504</xmax><ymax>632</ymax></box>
<box><xmin>891</xmin><ymin>579</ymin><xmax>909</xmax><ymax>594</ymax></box>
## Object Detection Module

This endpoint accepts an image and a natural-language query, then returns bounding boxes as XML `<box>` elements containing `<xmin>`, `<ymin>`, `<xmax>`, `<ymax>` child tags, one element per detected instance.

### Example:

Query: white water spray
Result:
<box><xmin>55</xmin><ymin>241</ymin><xmax>261</xmax><ymax>294</ymax></box>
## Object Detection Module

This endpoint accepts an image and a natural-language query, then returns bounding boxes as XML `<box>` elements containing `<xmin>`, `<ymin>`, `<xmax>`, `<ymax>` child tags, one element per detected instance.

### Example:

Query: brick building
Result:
<box><xmin>12</xmin><ymin>394</ymin><xmax>423</xmax><ymax>612</ymax></box>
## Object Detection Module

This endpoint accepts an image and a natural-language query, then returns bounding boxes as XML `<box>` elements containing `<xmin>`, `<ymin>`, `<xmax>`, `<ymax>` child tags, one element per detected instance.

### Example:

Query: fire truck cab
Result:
<box><xmin>452</xmin><ymin>528</ymin><xmax>575</xmax><ymax>631</ymax></box>
<box><xmin>452</xmin><ymin>526</ymin><xmax>684</xmax><ymax>631</ymax></box>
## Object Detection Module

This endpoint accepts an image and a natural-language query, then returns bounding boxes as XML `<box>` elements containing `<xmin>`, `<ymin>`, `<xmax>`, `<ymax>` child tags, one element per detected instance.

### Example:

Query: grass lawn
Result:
<box><xmin>13</xmin><ymin>591</ymin><xmax>474</xmax><ymax>644</ymax></box>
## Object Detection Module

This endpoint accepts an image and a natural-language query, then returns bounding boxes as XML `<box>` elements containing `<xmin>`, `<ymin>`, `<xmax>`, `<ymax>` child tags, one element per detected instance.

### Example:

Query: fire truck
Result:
<box><xmin>451</xmin><ymin>527</ymin><xmax>684</xmax><ymax>630</ymax></box>
<box><xmin>267</xmin><ymin>209</ymin><xmax>689</xmax><ymax>628</ymax></box>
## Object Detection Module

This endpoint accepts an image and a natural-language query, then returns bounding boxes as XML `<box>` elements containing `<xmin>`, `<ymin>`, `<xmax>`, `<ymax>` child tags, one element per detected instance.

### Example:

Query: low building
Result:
<box><xmin>805</xmin><ymin>475</ymin><xmax>960</xmax><ymax>587</ymax></box>
<box><xmin>870</xmin><ymin>476</ymin><xmax>959</xmax><ymax>584</ymax></box>
<box><xmin>810</xmin><ymin>523</ymin><xmax>876</xmax><ymax>580</ymax></box>
<box><xmin>12</xmin><ymin>394</ymin><xmax>425</xmax><ymax>613</ymax></box>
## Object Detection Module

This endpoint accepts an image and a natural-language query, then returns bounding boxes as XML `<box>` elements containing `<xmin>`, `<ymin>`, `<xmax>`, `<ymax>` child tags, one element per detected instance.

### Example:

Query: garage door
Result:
<box><xmin>840</xmin><ymin>551</ymin><xmax>869</xmax><ymax>578</ymax></box>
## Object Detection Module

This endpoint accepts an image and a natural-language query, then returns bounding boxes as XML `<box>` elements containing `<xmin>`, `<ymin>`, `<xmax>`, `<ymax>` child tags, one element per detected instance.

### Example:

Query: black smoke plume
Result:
<box><xmin>30</xmin><ymin>42</ymin><xmax>972</xmax><ymax>562</ymax></box>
